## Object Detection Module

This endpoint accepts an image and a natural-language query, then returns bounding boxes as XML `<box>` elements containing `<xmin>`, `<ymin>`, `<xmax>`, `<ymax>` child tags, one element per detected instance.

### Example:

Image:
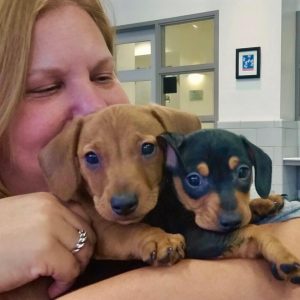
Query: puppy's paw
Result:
<box><xmin>237</xmin><ymin>223</ymin><xmax>300</xmax><ymax>284</ymax></box>
<box><xmin>271</xmin><ymin>261</ymin><xmax>300</xmax><ymax>284</ymax></box>
<box><xmin>250</xmin><ymin>194</ymin><xmax>285</xmax><ymax>222</ymax></box>
<box><xmin>266</xmin><ymin>194</ymin><xmax>285</xmax><ymax>213</ymax></box>
<box><xmin>140</xmin><ymin>230</ymin><xmax>185</xmax><ymax>266</ymax></box>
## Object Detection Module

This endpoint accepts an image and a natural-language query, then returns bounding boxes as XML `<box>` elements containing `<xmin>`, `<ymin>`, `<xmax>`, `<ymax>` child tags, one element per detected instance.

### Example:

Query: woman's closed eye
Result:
<box><xmin>92</xmin><ymin>73</ymin><xmax>114</xmax><ymax>84</ymax></box>
<box><xmin>26</xmin><ymin>82</ymin><xmax>63</xmax><ymax>98</ymax></box>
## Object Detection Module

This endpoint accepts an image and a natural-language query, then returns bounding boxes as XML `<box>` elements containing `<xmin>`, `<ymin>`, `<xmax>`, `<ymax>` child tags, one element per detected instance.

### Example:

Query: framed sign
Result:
<box><xmin>236</xmin><ymin>47</ymin><xmax>261</xmax><ymax>79</ymax></box>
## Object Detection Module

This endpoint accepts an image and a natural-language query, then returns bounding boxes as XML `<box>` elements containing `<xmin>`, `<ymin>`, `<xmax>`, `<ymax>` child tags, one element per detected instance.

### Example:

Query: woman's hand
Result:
<box><xmin>0</xmin><ymin>192</ymin><xmax>96</xmax><ymax>298</ymax></box>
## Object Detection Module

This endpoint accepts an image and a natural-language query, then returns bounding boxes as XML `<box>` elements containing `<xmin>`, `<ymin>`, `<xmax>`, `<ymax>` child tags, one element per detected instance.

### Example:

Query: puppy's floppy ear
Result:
<box><xmin>149</xmin><ymin>104</ymin><xmax>201</xmax><ymax>134</ymax></box>
<box><xmin>241</xmin><ymin>136</ymin><xmax>272</xmax><ymax>198</ymax></box>
<box><xmin>157</xmin><ymin>132</ymin><xmax>184</xmax><ymax>172</ymax></box>
<box><xmin>38</xmin><ymin>118</ymin><xmax>83</xmax><ymax>201</ymax></box>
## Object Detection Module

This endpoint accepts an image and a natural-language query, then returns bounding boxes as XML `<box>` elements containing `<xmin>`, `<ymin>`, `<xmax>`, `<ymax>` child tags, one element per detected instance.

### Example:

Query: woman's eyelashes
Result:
<box><xmin>25</xmin><ymin>68</ymin><xmax>116</xmax><ymax>99</ymax></box>
<box><xmin>26</xmin><ymin>82</ymin><xmax>63</xmax><ymax>98</ymax></box>
<box><xmin>92</xmin><ymin>72</ymin><xmax>115</xmax><ymax>84</ymax></box>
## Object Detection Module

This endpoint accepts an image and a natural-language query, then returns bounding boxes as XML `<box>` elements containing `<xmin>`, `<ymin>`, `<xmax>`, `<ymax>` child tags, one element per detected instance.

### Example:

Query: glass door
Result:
<box><xmin>116</xmin><ymin>28</ymin><xmax>156</xmax><ymax>105</ymax></box>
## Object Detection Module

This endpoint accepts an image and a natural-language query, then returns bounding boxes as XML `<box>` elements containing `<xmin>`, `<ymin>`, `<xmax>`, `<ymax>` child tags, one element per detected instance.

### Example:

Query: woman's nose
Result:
<box><xmin>72</xmin><ymin>97</ymin><xmax>106</xmax><ymax>116</ymax></box>
<box><xmin>70</xmin><ymin>84</ymin><xmax>107</xmax><ymax>117</ymax></box>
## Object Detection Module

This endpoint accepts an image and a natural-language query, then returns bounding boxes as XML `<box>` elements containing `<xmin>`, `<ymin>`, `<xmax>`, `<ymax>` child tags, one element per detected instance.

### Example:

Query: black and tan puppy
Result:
<box><xmin>145</xmin><ymin>128</ymin><xmax>300</xmax><ymax>283</ymax></box>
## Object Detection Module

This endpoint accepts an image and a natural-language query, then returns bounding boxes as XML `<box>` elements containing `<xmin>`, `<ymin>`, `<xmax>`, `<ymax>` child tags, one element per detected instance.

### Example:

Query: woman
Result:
<box><xmin>0</xmin><ymin>0</ymin><xmax>128</xmax><ymax>297</ymax></box>
<box><xmin>0</xmin><ymin>0</ymin><xmax>299</xmax><ymax>299</ymax></box>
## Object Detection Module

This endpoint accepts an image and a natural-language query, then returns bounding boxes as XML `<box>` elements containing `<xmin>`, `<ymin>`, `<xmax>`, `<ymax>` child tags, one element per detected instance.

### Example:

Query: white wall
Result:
<box><xmin>109</xmin><ymin>0</ymin><xmax>296</xmax><ymax>122</ymax></box>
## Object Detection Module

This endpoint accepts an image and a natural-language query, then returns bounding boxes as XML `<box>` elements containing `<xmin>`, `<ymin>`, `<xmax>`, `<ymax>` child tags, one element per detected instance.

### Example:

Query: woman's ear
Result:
<box><xmin>38</xmin><ymin>117</ymin><xmax>83</xmax><ymax>201</ymax></box>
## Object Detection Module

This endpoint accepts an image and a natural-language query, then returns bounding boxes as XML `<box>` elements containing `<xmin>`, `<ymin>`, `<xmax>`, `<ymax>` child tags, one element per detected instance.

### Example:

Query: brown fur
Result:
<box><xmin>250</xmin><ymin>194</ymin><xmax>284</xmax><ymax>219</ymax></box>
<box><xmin>197</xmin><ymin>162</ymin><xmax>209</xmax><ymax>177</ymax></box>
<box><xmin>228</xmin><ymin>156</ymin><xmax>239</xmax><ymax>170</ymax></box>
<box><xmin>39</xmin><ymin>104</ymin><xmax>201</xmax><ymax>263</ymax></box>
<box><xmin>1</xmin><ymin>104</ymin><xmax>200</xmax><ymax>299</ymax></box>
<box><xmin>173</xmin><ymin>177</ymin><xmax>254</xmax><ymax>231</ymax></box>
<box><xmin>223</xmin><ymin>223</ymin><xmax>300</xmax><ymax>281</ymax></box>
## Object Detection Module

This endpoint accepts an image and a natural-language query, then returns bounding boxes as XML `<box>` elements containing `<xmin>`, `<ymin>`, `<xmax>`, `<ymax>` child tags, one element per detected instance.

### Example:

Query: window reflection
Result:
<box><xmin>116</xmin><ymin>41</ymin><xmax>151</xmax><ymax>71</ymax></box>
<box><xmin>164</xmin><ymin>19</ymin><xmax>214</xmax><ymax>67</ymax></box>
<box><xmin>121</xmin><ymin>81</ymin><xmax>151</xmax><ymax>105</ymax></box>
<box><xmin>164</xmin><ymin>72</ymin><xmax>214</xmax><ymax>116</ymax></box>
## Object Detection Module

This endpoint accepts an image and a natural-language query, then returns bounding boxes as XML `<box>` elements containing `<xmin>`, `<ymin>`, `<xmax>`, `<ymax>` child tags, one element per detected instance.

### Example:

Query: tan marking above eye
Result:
<box><xmin>197</xmin><ymin>162</ymin><xmax>209</xmax><ymax>176</ymax></box>
<box><xmin>228</xmin><ymin>156</ymin><xmax>240</xmax><ymax>170</ymax></box>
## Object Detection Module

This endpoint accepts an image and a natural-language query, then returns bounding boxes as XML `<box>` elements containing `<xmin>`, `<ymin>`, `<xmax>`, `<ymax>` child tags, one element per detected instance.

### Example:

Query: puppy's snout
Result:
<box><xmin>219</xmin><ymin>212</ymin><xmax>242</xmax><ymax>231</ymax></box>
<box><xmin>111</xmin><ymin>193</ymin><xmax>138</xmax><ymax>216</ymax></box>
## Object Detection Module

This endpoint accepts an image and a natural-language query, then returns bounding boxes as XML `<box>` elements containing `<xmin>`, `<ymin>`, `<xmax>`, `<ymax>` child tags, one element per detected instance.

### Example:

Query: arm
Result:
<box><xmin>58</xmin><ymin>218</ymin><xmax>300</xmax><ymax>300</ymax></box>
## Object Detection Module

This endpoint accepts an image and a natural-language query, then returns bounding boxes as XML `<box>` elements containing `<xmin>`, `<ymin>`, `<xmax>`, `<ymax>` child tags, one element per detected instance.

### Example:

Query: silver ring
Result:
<box><xmin>72</xmin><ymin>229</ymin><xmax>87</xmax><ymax>254</ymax></box>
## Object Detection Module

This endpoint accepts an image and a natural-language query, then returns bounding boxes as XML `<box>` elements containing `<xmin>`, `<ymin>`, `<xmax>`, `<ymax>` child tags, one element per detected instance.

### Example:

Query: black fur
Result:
<box><xmin>145</xmin><ymin>128</ymin><xmax>272</xmax><ymax>259</ymax></box>
<box><xmin>145</xmin><ymin>177</ymin><xmax>239</xmax><ymax>259</ymax></box>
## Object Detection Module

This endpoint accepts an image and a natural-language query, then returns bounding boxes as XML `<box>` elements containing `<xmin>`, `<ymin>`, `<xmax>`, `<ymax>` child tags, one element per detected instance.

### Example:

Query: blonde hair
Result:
<box><xmin>0</xmin><ymin>0</ymin><xmax>114</xmax><ymax>143</ymax></box>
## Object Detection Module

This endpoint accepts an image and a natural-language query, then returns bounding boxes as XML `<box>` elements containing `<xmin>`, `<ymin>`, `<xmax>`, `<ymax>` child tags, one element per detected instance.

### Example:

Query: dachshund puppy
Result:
<box><xmin>1</xmin><ymin>104</ymin><xmax>201</xmax><ymax>300</ymax></box>
<box><xmin>147</xmin><ymin>128</ymin><xmax>300</xmax><ymax>283</ymax></box>
<box><xmin>38</xmin><ymin>104</ymin><xmax>201</xmax><ymax>266</ymax></box>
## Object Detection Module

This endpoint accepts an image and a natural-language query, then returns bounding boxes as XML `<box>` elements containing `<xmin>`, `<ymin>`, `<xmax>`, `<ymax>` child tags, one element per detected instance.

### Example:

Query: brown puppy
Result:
<box><xmin>0</xmin><ymin>104</ymin><xmax>201</xmax><ymax>300</ymax></box>
<box><xmin>39</xmin><ymin>104</ymin><xmax>201</xmax><ymax>265</ymax></box>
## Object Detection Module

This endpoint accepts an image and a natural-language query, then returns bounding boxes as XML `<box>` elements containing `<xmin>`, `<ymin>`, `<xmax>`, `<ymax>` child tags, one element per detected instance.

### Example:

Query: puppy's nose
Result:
<box><xmin>219</xmin><ymin>213</ymin><xmax>242</xmax><ymax>231</ymax></box>
<box><xmin>111</xmin><ymin>193</ymin><xmax>138</xmax><ymax>216</ymax></box>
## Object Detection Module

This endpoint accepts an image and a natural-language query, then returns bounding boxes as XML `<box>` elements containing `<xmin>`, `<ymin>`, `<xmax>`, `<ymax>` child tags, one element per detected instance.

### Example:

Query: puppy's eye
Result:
<box><xmin>141</xmin><ymin>142</ymin><xmax>156</xmax><ymax>157</ymax></box>
<box><xmin>186</xmin><ymin>172</ymin><xmax>202</xmax><ymax>187</ymax></box>
<box><xmin>84</xmin><ymin>151</ymin><xmax>100</xmax><ymax>167</ymax></box>
<box><xmin>183</xmin><ymin>172</ymin><xmax>210</xmax><ymax>199</ymax></box>
<box><xmin>237</xmin><ymin>165</ymin><xmax>250</xmax><ymax>180</ymax></box>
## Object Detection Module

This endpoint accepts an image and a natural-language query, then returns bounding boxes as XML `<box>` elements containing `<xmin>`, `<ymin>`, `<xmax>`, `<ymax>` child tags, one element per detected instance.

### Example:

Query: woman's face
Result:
<box><xmin>0</xmin><ymin>4</ymin><xmax>129</xmax><ymax>195</ymax></box>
